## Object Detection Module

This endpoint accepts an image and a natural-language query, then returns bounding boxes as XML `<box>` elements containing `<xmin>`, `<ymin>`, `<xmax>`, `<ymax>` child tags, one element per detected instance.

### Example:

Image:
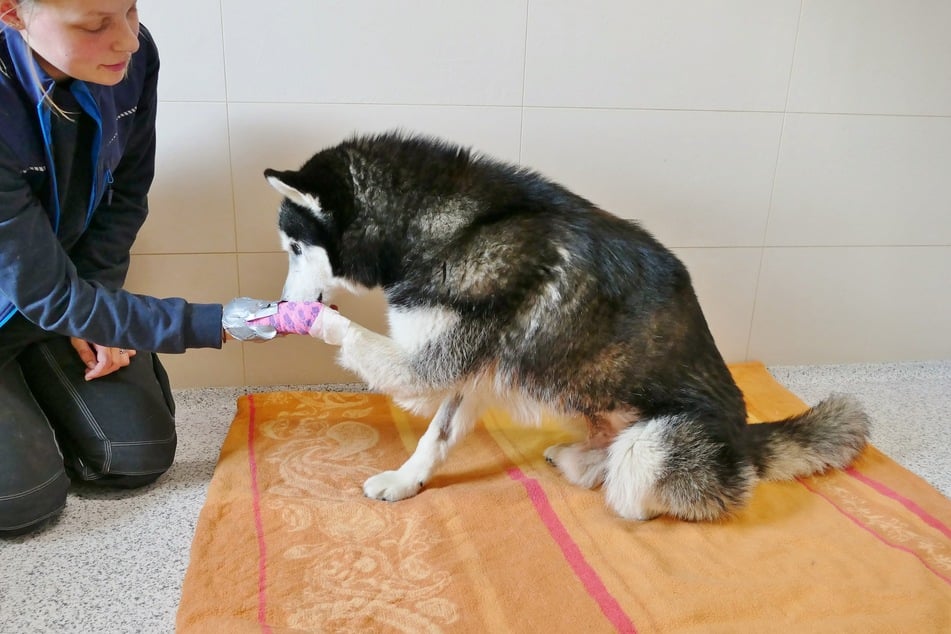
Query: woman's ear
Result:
<box><xmin>1</xmin><ymin>2</ymin><xmax>25</xmax><ymax>31</ymax></box>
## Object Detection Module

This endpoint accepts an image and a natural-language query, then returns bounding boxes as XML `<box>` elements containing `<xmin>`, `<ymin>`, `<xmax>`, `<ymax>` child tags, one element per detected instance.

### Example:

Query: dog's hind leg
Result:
<box><xmin>544</xmin><ymin>443</ymin><xmax>608</xmax><ymax>489</ymax></box>
<box><xmin>363</xmin><ymin>393</ymin><xmax>481</xmax><ymax>501</ymax></box>
<box><xmin>544</xmin><ymin>411</ymin><xmax>636</xmax><ymax>489</ymax></box>
<box><xmin>603</xmin><ymin>415</ymin><xmax>757</xmax><ymax>521</ymax></box>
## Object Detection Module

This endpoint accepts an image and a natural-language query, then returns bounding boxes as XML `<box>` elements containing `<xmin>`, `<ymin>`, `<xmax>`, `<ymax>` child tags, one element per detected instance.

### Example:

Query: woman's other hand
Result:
<box><xmin>70</xmin><ymin>337</ymin><xmax>136</xmax><ymax>381</ymax></box>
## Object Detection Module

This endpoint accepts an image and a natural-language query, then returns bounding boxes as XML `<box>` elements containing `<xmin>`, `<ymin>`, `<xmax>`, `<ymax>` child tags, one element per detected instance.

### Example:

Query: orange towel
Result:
<box><xmin>176</xmin><ymin>362</ymin><xmax>951</xmax><ymax>633</ymax></box>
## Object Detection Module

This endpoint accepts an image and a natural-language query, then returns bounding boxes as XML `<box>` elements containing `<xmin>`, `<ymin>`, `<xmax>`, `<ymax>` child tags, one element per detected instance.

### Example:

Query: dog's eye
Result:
<box><xmin>290</xmin><ymin>243</ymin><xmax>302</xmax><ymax>256</ymax></box>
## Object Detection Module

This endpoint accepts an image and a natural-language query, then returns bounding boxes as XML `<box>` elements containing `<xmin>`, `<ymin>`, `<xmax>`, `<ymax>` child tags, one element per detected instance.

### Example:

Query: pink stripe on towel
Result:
<box><xmin>799</xmin><ymin>477</ymin><xmax>951</xmax><ymax>586</ymax></box>
<box><xmin>846</xmin><ymin>467</ymin><xmax>951</xmax><ymax>540</ymax></box>
<box><xmin>247</xmin><ymin>395</ymin><xmax>273</xmax><ymax>633</ymax></box>
<box><xmin>507</xmin><ymin>467</ymin><xmax>637</xmax><ymax>633</ymax></box>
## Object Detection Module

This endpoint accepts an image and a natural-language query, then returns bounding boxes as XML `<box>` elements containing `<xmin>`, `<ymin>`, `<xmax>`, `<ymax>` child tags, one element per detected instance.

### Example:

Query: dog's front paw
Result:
<box><xmin>363</xmin><ymin>470</ymin><xmax>423</xmax><ymax>502</ymax></box>
<box><xmin>309</xmin><ymin>305</ymin><xmax>352</xmax><ymax>346</ymax></box>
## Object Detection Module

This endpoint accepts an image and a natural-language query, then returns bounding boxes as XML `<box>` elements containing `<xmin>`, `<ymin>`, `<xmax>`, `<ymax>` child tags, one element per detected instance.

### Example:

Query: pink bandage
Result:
<box><xmin>246</xmin><ymin>301</ymin><xmax>324</xmax><ymax>335</ymax></box>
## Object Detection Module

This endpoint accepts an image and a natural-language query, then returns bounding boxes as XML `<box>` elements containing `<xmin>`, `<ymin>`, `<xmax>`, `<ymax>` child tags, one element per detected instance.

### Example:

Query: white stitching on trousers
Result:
<box><xmin>0</xmin><ymin>471</ymin><xmax>63</xmax><ymax>501</ymax></box>
<box><xmin>37</xmin><ymin>343</ymin><xmax>113</xmax><ymax>473</ymax></box>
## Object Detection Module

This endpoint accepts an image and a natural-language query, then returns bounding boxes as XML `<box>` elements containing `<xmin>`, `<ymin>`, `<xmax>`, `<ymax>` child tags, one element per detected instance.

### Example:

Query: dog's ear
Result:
<box><xmin>264</xmin><ymin>168</ymin><xmax>324</xmax><ymax>215</ymax></box>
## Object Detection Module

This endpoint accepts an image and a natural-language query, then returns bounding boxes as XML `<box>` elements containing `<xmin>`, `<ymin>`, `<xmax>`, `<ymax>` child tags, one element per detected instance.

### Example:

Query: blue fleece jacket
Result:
<box><xmin>0</xmin><ymin>26</ymin><xmax>222</xmax><ymax>352</ymax></box>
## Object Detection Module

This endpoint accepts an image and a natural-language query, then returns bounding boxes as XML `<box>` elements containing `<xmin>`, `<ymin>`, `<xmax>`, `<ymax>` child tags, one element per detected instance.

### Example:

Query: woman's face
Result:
<box><xmin>3</xmin><ymin>0</ymin><xmax>140</xmax><ymax>85</ymax></box>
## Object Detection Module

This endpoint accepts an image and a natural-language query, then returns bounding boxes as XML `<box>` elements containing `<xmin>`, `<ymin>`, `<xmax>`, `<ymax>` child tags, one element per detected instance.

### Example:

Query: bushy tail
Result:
<box><xmin>747</xmin><ymin>394</ymin><xmax>870</xmax><ymax>481</ymax></box>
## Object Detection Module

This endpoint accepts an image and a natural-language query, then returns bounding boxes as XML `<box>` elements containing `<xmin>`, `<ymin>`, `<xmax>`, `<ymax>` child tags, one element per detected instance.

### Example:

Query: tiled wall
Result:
<box><xmin>126</xmin><ymin>0</ymin><xmax>951</xmax><ymax>388</ymax></box>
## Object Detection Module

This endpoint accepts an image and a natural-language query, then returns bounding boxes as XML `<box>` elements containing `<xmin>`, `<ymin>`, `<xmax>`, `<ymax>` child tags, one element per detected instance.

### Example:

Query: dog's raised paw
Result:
<box><xmin>363</xmin><ymin>470</ymin><xmax>423</xmax><ymax>501</ymax></box>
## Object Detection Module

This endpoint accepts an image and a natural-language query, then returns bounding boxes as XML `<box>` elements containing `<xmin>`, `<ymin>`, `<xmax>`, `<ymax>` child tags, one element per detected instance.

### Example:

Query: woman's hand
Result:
<box><xmin>70</xmin><ymin>337</ymin><xmax>136</xmax><ymax>381</ymax></box>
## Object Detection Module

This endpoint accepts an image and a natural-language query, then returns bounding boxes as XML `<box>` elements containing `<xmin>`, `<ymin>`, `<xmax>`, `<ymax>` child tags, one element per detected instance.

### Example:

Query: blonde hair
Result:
<box><xmin>2</xmin><ymin>0</ymin><xmax>77</xmax><ymax>119</ymax></box>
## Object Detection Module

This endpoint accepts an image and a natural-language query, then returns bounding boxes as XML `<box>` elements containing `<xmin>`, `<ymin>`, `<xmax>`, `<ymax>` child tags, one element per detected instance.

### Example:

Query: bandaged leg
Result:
<box><xmin>246</xmin><ymin>301</ymin><xmax>325</xmax><ymax>335</ymax></box>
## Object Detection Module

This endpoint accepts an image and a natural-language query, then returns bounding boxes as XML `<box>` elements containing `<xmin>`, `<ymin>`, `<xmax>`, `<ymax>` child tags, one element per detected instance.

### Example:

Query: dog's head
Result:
<box><xmin>264</xmin><ymin>157</ymin><xmax>358</xmax><ymax>303</ymax></box>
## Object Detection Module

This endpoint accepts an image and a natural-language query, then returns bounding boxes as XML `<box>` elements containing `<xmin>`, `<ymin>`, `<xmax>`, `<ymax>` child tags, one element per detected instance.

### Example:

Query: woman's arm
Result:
<box><xmin>0</xmin><ymin>137</ymin><xmax>222</xmax><ymax>353</ymax></box>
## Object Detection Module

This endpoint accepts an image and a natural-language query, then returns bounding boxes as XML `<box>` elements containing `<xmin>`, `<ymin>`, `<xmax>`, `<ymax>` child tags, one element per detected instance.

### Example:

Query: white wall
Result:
<box><xmin>126</xmin><ymin>0</ymin><xmax>951</xmax><ymax>387</ymax></box>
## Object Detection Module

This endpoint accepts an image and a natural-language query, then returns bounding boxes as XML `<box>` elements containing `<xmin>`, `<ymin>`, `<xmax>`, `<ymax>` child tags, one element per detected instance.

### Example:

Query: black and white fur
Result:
<box><xmin>264</xmin><ymin>132</ymin><xmax>869</xmax><ymax>521</ymax></box>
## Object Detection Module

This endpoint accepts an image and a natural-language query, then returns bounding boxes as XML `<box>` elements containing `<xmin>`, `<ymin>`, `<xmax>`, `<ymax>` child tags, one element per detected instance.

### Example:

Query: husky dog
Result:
<box><xmin>263</xmin><ymin>132</ymin><xmax>869</xmax><ymax>521</ymax></box>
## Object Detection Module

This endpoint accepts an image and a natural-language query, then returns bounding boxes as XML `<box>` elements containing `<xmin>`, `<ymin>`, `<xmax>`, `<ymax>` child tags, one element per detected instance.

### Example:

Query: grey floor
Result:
<box><xmin>1</xmin><ymin>362</ymin><xmax>949</xmax><ymax>634</ymax></box>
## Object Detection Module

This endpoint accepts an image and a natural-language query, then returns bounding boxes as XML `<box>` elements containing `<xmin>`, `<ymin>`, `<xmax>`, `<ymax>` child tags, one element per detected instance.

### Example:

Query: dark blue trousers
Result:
<box><xmin>0</xmin><ymin>315</ymin><xmax>176</xmax><ymax>536</ymax></box>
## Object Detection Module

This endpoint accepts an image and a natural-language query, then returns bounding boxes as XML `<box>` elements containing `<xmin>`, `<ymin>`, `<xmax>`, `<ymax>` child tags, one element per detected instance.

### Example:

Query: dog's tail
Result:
<box><xmin>746</xmin><ymin>394</ymin><xmax>870</xmax><ymax>481</ymax></box>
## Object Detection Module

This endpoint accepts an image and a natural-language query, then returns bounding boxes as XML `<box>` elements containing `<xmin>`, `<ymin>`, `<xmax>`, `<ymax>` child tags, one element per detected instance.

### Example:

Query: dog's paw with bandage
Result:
<box><xmin>243</xmin><ymin>301</ymin><xmax>326</xmax><ymax>337</ymax></box>
<box><xmin>308</xmin><ymin>304</ymin><xmax>352</xmax><ymax>345</ymax></box>
<box><xmin>243</xmin><ymin>300</ymin><xmax>352</xmax><ymax>345</ymax></box>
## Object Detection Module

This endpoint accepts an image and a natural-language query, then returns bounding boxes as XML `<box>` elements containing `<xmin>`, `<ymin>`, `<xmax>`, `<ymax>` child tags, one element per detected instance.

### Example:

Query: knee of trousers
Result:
<box><xmin>78</xmin><ymin>430</ymin><xmax>178</xmax><ymax>483</ymax></box>
<box><xmin>0</xmin><ymin>470</ymin><xmax>70</xmax><ymax>534</ymax></box>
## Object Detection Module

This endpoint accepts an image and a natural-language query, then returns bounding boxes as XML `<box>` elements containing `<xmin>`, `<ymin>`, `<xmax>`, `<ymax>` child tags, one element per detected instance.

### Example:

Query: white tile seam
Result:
<box><xmin>517</xmin><ymin>0</ymin><xmax>531</xmax><ymax>166</ymax></box>
<box><xmin>215</xmin><ymin>0</ymin><xmax>250</xmax><ymax>386</ymax></box>
<box><xmin>157</xmin><ymin>99</ymin><xmax>951</xmax><ymax>120</ymax></box>
<box><xmin>746</xmin><ymin>0</ymin><xmax>806</xmax><ymax>360</ymax></box>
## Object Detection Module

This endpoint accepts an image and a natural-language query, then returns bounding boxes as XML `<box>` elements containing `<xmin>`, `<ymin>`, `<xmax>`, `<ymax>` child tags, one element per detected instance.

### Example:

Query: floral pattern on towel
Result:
<box><xmin>259</xmin><ymin>393</ymin><xmax>458</xmax><ymax>632</ymax></box>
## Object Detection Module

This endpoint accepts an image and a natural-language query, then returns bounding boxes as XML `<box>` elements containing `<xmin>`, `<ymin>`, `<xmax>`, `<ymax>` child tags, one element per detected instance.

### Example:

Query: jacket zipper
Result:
<box><xmin>35</xmin><ymin>92</ymin><xmax>62</xmax><ymax>234</ymax></box>
<box><xmin>105</xmin><ymin>170</ymin><xmax>114</xmax><ymax>206</ymax></box>
<box><xmin>71</xmin><ymin>81</ymin><xmax>104</xmax><ymax>229</ymax></box>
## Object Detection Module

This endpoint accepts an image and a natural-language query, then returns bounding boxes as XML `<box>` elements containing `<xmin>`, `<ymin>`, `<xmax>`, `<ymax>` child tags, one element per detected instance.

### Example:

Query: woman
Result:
<box><xmin>0</xmin><ymin>0</ymin><xmax>274</xmax><ymax>536</ymax></box>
